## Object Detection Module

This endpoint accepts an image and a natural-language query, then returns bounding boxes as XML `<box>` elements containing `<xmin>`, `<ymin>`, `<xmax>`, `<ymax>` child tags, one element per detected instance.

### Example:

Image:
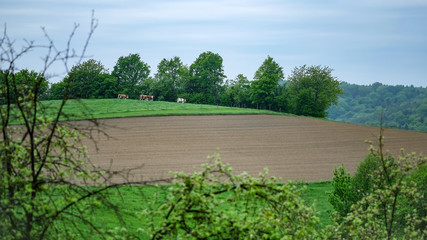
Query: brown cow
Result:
<box><xmin>117</xmin><ymin>94</ymin><xmax>128</xmax><ymax>99</ymax></box>
<box><xmin>139</xmin><ymin>94</ymin><xmax>154</xmax><ymax>101</ymax></box>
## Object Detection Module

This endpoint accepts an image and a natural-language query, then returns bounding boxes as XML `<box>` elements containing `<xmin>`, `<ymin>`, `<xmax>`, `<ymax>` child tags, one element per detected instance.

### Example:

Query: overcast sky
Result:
<box><xmin>1</xmin><ymin>0</ymin><xmax>427</xmax><ymax>87</ymax></box>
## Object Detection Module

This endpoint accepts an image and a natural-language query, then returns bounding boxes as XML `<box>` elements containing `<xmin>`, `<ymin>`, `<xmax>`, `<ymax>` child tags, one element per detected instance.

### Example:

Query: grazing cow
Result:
<box><xmin>177</xmin><ymin>97</ymin><xmax>186</xmax><ymax>103</ymax></box>
<box><xmin>117</xmin><ymin>94</ymin><xmax>128</xmax><ymax>99</ymax></box>
<box><xmin>139</xmin><ymin>94</ymin><xmax>154</xmax><ymax>101</ymax></box>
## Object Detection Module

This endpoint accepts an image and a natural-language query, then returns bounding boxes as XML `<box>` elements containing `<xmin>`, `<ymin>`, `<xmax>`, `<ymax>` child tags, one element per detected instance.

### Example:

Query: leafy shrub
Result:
<box><xmin>328</xmin><ymin>134</ymin><xmax>427</xmax><ymax>239</ymax></box>
<box><xmin>329</xmin><ymin>154</ymin><xmax>381</xmax><ymax>221</ymax></box>
<box><xmin>352</xmin><ymin>154</ymin><xmax>381</xmax><ymax>196</ymax></box>
<box><xmin>143</xmin><ymin>153</ymin><xmax>324</xmax><ymax>239</ymax></box>
<box><xmin>328</xmin><ymin>165</ymin><xmax>358</xmax><ymax>219</ymax></box>
<box><xmin>397</xmin><ymin>160</ymin><xmax>427</xmax><ymax>233</ymax></box>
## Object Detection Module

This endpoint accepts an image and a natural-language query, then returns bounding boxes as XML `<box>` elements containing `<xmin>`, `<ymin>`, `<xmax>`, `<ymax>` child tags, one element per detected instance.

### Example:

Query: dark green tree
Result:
<box><xmin>0</xmin><ymin>69</ymin><xmax>48</xmax><ymax>103</ymax></box>
<box><xmin>47</xmin><ymin>81</ymin><xmax>67</xmax><ymax>100</ymax></box>
<box><xmin>294</xmin><ymin>87</ymin><xmax>316</xmax><ymax>116</ymax></box>
<box><xmin>153</xmin><ymin>56</ymin><xmax>188</xmax><ymax>101</ymax></box>
<box><xmin>225</xmin><ymin>74</ymin><xmax>251</xmax><ymax>108</ymax></box>
<box><xmin>328</xmin><ymin>165</ymin><xmax>357</xmax><ymax>220</ymax></box>
<box><xmin>287</xmin><ymin>65</ymin><xmax>342</xmax><ymax>117</ymax></box>
<box><xmin>93</xmin><ymin>73</ymin><xmax>118</xmax><ymax>98</ymax></box>
<box><xmin>219</xmin><ymin>83</ymin><xmax>232</xmax><ymax>106</ymax></box>
<box><xmin>250</xmin><ymin>56</ymin><xmax>284</xmax><ymax>109</ymax></box>
<box><xmin>271</xmin><ymin>81</ymin><xmax>288</xmax><ymax>112</ymax></box>
<box><xmin>65</xmin><ymin>59</ymin><xmax>109</xmax><ymax>99</ymax></box>
<box><xmin>112</xmin><ymin>53</ymin><xmax>150</xmax><ymax>98</ymax></box>
<box><xmin>186</xmin><ymin>51</ymin><xmax>226</xmax><ymax>104</ymax></box>
<box><xmin>328</xmin><ymin>154</ymin><xmax>379</xmax><ymax>222</ymax></box>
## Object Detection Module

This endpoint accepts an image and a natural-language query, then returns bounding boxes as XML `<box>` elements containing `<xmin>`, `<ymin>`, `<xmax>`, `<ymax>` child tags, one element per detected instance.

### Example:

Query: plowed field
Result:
<box><xmin>84</xmin><ymin>115</ymin><xmax>427</xmax><ymax>182</ymax></box>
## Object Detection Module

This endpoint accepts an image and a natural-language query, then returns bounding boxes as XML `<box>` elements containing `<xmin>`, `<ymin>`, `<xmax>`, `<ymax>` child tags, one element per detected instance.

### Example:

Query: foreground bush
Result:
<box><xmin>328</xmin><ymin>154</ymin><xmax>380</xmax><ymax>221</ymax></box>
<box><xmin>143</xmin><ymin>153</ymin><xmax>324</xmax><ymax>239</ymax></box>
<box><xmin>328</xmin><ymin>129</ymin><xmax>426</xmax><ymax>239</ymax></box>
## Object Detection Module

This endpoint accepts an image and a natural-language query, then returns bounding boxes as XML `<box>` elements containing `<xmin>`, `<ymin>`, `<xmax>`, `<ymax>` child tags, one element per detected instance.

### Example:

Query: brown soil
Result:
<box><xmin>83</xmin><ymin>115</ymin><xmax>427</xmax><ymax>182</ymax></box>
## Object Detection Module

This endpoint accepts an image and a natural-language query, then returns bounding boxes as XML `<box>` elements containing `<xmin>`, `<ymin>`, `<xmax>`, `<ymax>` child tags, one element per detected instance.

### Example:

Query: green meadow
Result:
<box><xmin>38</xmin><ymin>99</ymin><xmax>289</xmax><ymax>121</ymax></box>
<box><xmin>64</xmin><ymin>182</ymin><xmax>333</xmax><ymax>239</ymax></box>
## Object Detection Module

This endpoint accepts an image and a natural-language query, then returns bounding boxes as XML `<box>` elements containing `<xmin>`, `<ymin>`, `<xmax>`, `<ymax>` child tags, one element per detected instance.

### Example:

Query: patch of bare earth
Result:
<box><xmin>83</xmin><ymin>115</ymin><xmax>427</xmax><ymax>182</ymax></box>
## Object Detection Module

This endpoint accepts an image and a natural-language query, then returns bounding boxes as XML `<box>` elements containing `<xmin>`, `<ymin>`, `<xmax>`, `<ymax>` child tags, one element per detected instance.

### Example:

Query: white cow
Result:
<box><xmin>177</xmin><ymin>97</ymin><xmax>186</xmax><ymax>103</ymax></box>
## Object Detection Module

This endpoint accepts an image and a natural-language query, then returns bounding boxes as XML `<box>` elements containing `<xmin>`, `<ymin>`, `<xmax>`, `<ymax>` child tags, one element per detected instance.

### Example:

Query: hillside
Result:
<box><xmin>82</xmin><ymin>114</ymin><xmax>427</xmax><ymax>183</ymax></box>
<box><xmin>327</xmin><ymin>82</ymin><xmax>427</xmax><ymax>132</ymax></box>
<box><xmin>36</xmin><ymin>99</ymin><xmax>286</xmax><ymax>121</ymax></box>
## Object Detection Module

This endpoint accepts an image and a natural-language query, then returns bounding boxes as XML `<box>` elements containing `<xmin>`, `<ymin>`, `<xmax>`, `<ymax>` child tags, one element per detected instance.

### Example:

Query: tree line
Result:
<box><xmin>4</xmin><ymin>52</ymin><xmax>426</xmax><ymax>130</ymax></box>
<box><xmin>3</xmin><ymin>52</ymin><xmax>342</xmax><ymax>118</ymax></box>
<box><xmin>327</xmin><ymin>82</ymin><xmax>427</xmax><ymax>132</ymax></box>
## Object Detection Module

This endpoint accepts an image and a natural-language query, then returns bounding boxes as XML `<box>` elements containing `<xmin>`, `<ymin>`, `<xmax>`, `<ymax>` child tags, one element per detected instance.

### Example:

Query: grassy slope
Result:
<box><xmin>40</xmin><ymin>99</ymin><xmax>290</xmax><ymax>121</ymax></box>
<box><xmin>300</xmin><ymin>181</ymin><xmax>334</xmax><ymax>226</ymax></box>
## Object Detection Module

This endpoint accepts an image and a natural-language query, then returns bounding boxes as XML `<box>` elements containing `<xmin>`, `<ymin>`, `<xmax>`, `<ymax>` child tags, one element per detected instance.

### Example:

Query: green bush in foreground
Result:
<box><xmin>143</xmin><ymin>153</ymin><xmax>323</xmax><ymax>239</ymax></box>
<box><xmin>328</xmin><ymin>154</ymin><xmax>380</xmax><ymax>221</ymax></box>
<box><xmin>328</xmin><ymin>130</ymin><xmax>426</xmax><ymax>240</ymax></box>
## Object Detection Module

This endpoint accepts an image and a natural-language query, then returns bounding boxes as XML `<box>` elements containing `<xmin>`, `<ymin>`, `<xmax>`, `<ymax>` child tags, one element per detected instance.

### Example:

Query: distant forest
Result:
<box><xmin>327</xmin><ymin>82</ymin><xmax>427</xmax><ymax>132</ymax></box>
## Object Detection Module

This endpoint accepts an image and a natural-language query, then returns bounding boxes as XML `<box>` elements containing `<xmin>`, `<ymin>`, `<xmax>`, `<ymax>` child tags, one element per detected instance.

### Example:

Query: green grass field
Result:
<box><xmin>299</xmin><ymin>181</ymin><xmax>334</xmax><ymax>226</ymax></box>
<box><xmin>38</xmin><ymin>99</ymin><xmax>290</xmax><ymax>121</ymax></box>
<box><xmin>69</xmin><ymin>182</ymin><xmax>333</xmax><ymax>239</ymax></box>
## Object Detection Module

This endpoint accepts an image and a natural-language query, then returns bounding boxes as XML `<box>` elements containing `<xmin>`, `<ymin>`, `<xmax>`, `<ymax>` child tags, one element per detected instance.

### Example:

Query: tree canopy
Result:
<box><xmin>0</xmin><ymin>69</ymin><xmax>49</xmax><ymax>103</ymax></box>
<box><xmin>328</xmin><ymin>82</ymin><xmax>427</xmax><ymax>132</ymax></box>
<box><xmin>287</xmin><ymin>65</ymin><xmax>342</xmax><ymax>117</ymax></box>
<box><xmin>112</xmin><ymin>53</ymin><xmax>150</xmax><ymax>98</ymax></box>
<box><xmin>186</xmin><ymin>51</ymin><xmax>226</xmax><ymax>104</ymax></box>
<box><xmin>224</xmin><ymin>74</ymin><xmax>251</xmax><ymax>108</ymax></box>
<box><xmin>250</xmin><ymin>56</ymin><xmax>284</xmax><ymax>109</ymax></box>
<box><xmin>65</xmin><ymin>59</ymin><xmax>112</xmax><ymax>99</ymax></box>
<box><xmin>152</xmin><ymin>56</ymin><xmax>188</xmax><ymax>101</ymax></box>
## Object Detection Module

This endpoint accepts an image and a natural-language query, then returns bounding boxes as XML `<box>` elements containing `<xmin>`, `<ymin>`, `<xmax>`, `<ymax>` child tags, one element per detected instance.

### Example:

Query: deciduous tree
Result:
<box><xmin>226</xmin><ymin>74</ymin><xmax>251</xmax><ymax>108</ymax></box>
<box><xmin>250</xmin><ymin>56</ymin><xmax>284</xmax><ymax>109</ymax></box>
<box><xmin>0</xmin><ymin>69</ymin><xmax>49</xmax><ymax>103</ymax></box>
<box><xmin>153</xmin><ymin>56</ymin><xmax>188</xmax><ymax>101</ymax></box>
<box><xmin>112</xmin><ymin>53</ymin><xmax>150</xmax><ymax>98</ymax></box>
<box><xmin>186</xmin><ymin>51</ymin><xmax>226</xmax><ymax>104</ymax></box>
<box><xmin>287</xmin><ymin>65</ymin><xmax>342</xmax><ymax>117</ymax></box>
<box><xmin>65</xmin><ymin>59</ymin><xmax>110</xmax><ymax>99</ymax></box>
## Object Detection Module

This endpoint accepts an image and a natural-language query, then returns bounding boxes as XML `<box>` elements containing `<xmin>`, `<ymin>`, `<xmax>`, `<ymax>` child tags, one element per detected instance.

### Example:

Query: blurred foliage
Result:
<box><xmin>143</xmin><ymin>153</ymin><xmax>324</xmax><ymax>239</ymax></box>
